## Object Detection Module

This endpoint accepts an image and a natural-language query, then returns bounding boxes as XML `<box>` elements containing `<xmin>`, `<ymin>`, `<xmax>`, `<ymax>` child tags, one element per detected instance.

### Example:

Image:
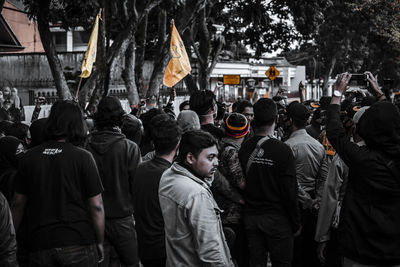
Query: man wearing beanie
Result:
<box><xmin>239</xmin><ymin>98</ymin><xmax>301</xmax><ymax>267</ymax></box>
<box><xmin>284</xmin><ymin>102</ymin><xmax>328</xmax><ymax>267</ymax></box>
<box><xmin>86</xmin><ymin>96</ymin><xmax>141</xmax><ymax>267</ymax></box>
<box><xmin>217</xmin><ymin>113</ymin><xmax>250</xmax><ymax>266</ymax></box>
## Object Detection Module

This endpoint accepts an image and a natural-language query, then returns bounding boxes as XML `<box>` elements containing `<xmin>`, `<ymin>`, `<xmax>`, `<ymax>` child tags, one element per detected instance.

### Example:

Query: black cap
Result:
<box><xmin>287</xmin><ymin>102</ymin><xmax>310</xmax><ymax>122</ymax></box>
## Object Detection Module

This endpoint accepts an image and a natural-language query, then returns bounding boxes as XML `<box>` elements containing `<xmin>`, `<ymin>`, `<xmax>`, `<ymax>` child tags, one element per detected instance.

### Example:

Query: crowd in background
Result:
<box><xmin>0</xmin><ymin>72</ymin><xmax>400</xmax><ymax>267</ymax></box>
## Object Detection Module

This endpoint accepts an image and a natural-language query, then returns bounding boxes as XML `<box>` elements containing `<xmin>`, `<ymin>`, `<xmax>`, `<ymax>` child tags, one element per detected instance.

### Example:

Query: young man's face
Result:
<box><xmin>242</xmin><ymin>107</ymin><xmax>254</xmax><ymax>122</ymax></box>
<box><xmin>189</xmin><ymin>145</ymin><xmax>219</xmax><ymax>179</ymax></box>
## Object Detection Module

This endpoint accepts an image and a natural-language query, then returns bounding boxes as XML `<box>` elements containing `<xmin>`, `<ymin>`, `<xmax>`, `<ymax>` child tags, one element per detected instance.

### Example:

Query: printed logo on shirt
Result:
<box><xmin>253</xmin><ymin>157</ymin><xmax>274</xmax><ymax>166</ymax></box>
<box><xmin>43</xmin><ymin>148</ymin><xmax>63</xmax><ymax>155</ymax></box>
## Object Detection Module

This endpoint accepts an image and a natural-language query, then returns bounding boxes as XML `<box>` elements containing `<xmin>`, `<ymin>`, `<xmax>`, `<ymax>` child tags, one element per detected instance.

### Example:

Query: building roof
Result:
<box><xmin>0</xmin><ymin>14</ymin><xmax>24</xmax><ymax>51</ymax></box>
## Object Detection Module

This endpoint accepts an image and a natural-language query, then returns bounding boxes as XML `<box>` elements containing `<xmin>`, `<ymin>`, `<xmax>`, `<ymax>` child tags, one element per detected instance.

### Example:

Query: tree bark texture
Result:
<box><xmin>122</xmin><ymin>36</ymin><xmax>140</xmax><ymax>106</ymax></box>
<box><xmin>37</xmin><ymin>18</ymin><xmax>72</xmax><ymax>100</ymax></box>
<box><xmin>322</xmin><ymin>55</ymin><xmax>337</xmax><ymax>96</ymax></box>
<box><xmin>135</xmin><ymin>13</ymin><xmax>148</xmax><ymax>94</ymax></box>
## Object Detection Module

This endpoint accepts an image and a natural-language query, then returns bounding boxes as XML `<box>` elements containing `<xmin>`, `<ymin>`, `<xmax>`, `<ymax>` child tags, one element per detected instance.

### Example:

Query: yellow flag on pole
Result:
<box><xmin>80</xmin><ymin>12</ymin><xmax>100</xmax><ymax>78</ymax></box>
<box><xmin>163</xmin><ymin>20</ymin><xmax>191</xmax><ymax>87</ymax></box>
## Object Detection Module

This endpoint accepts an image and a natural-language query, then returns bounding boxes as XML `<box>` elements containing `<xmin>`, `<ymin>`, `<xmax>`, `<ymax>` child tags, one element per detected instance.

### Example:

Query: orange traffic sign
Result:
<box><xmin>265</xmin><ymin>66</ymin><xmax>279</xmax><ymax>80</ymax></box>
<box><xmin>223</xmin><ymin>75</ymin><xmax>240</xmax><ymax>85</ymax></box>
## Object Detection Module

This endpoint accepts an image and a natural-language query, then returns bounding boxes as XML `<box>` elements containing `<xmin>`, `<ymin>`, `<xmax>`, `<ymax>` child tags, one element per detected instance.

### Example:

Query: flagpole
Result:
<box><xmin>74</xmin><ymin>77</ymin><xmax>83</xmax><ymax>101</ymax></box>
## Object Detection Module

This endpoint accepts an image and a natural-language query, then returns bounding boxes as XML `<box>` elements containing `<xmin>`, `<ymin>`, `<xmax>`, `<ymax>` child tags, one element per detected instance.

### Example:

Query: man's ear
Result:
<box><xmin>186</xmin><ymin>152</ymin><xmax>196</xmax><ymax>165</ymax></box>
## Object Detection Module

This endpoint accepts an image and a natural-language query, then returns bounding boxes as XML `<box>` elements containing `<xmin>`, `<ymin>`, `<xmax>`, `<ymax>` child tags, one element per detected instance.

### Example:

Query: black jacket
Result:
<box><xmin>327</xmin><ymin>104</ymin><xmax>400</xmax><ymax>265</ymax></box>
<box><xmin>87</xmin><ymin>129</ymin><xmax>141</xmax><ymax>219</ymax></box>
<box><xmin>0</xmin><ymin>192</ymin><xmax>18</xmax><ymax>266</ymax></box>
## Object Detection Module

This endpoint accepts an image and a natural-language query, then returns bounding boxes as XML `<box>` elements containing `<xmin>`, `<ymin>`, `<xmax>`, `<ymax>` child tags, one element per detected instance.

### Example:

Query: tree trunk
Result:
<box><xmin>122</xmin><ymin>36</ymin><xmax>139</xmax><ymax>106</ymax></box>
<box><xmin>184</xmin><ymin>74</ymin><xmax>199</xmax><ymax>93</ymax></box>
<box><xmin>322</xmin><ymin>55</ymin><xmax>337</xmax><ymax>96</ymax></box>
<box><xmin>135</xmin><ymin>13</ymin><xmax>148</xmax><ymax>94</ymax></box>
<box><xmin>37</xmin><ymin>18</ymin><xmax>72</xmax><ymax>100</ymax></box>
<box><xmin>146</xmin><ymin>9</ymin><xmax>168</xmax><ymax>98</ymax></box>
<box><xmin>0</xmin><ymin>0</ymin><xmax>5</xmax><ymax>13</ymax></box>
<box><xmin>147</xmin><ymin>46</ymin><xmax>169</xmax><ymax>98</ymax></box>
<box><xmin>199</xmin><ymin>67</ymin><xmax>210</xmax><ymax>90</ymax></box>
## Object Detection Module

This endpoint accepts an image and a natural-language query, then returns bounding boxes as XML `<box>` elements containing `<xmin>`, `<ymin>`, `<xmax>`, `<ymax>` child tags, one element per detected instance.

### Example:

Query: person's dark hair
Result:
<box><xmin>253</xmin><ymin>98</ymin><xmax>277</xmax><ymax>127</ymax></box>
<box><xmin>236</xmin><ymin>100</ymin><xmax>253</xmax><ymax>114</ymax></box>
<box><xmin>139</xmin><ymin>108</ymin><xmax>164</xmax><ymax>137</ymax></box>
<box><xmin>319</xmin><ymin>96</ymin><xmax>332</xmax><ymax>109</ymax></box>
<box><xmin>121</xmin><ymin>114</ymin><xmax>143</xmax><ymax>145</ymax></box>
<box><xmin>179</xmin><ymin>100</ymin><xmax>190</xmax><ymax>111</ymax></box>
<box><xmin>44</xmin><ymin>100</ymin><xmax>87</xmax><ymax>145</ymax></box>
<box><xmin>286</xmin><ymin>102</ymin><xmax>309</xmax><ymax>129</ymax></box>
<box><xmin>7</xmin><ymin>106</ymin><xmax>22</xmax><ymax>122</ymax></box>
<box><xmin>216</xmin><ymin>101</ymin><xmax>226</xmax><ymax>121</ymax></box>
<box><xmin>93</xmin><ymin>96</ymin><xmax>125</xmax><ymax>129</ymax></box>
<box><xmin>149</xmin><ymin>114</ymin><xmax>182</xmax><ymax>155</ymax></box>
<box><xmin>5</xmin><ymin>122</ymin><xmax>29</xmax><ymax>141</ymax></box>
<box><xmin>178</xmin><ymin>130</ymin><xmax>217</xmax><ymax>163</ymax></box>
<box><xmin>189</xmin><ymin>90</ymin><xmax>216</xmax><ymax>116</ymax></box>
<box><xmin>0</xmin><ymin>120</ymin><xmax>13</xmax><ymax>136</ymax></box>
<box><xmin>29</xmin><ymin>118</ymin><xmax>47</xmax><ymax>147</ymax></box>
<box><xmin>0</xmin><ymin>108</ymin><xmax>10</xmax><ymax>121</ymax></box>
<box><xmin>358</xmin><ymin>101</ymin><xmax>400</xmax><ymax>157</ymax></box>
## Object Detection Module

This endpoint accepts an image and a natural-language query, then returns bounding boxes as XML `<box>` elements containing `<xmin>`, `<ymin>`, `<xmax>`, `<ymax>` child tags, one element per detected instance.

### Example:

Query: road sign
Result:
<box><xmin>265</xmin><ymin>66</ymin><xmax>279</xmax><ymax>80</ymax></box>
<box><xmin>223</xmin><ymin>75</ymin><xmax>240</xmax><ymax>85</ymax></box>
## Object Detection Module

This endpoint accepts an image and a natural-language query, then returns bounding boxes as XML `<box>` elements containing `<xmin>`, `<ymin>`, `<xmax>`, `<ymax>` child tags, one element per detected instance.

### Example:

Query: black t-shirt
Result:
<box><xmin>133</xmin><ymin>156</ymin><xmax>170</xmax><ymax>260</ymax></box>
<box><xmin>15</xmin><ymin>141</ymin><xmax>103</xmax><ymax>251</ymax></box>
<box><xmin>239</xmin><ymin>136</ymin><xmax>300</xmax><ymax>231</ymax></box>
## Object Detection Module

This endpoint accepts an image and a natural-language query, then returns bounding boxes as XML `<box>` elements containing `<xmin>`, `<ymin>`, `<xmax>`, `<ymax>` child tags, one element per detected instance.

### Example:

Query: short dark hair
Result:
<box><xmin>29</xmin><ymin>118</ymin><xmax>47</xmax><ymax>147</ymax></box>
<box><xmin>121</xmin><ymin>114</ymin><xmax>143</xmax><ymax>145</ymax></box>
<box><xmin>149</xmin><ymin>114</ymin><xmax>182</xmax><ymax>155</ymax></box>
<box><xmin>189</xmin><ymin>90</ymin><xmax>216</xmax><ymax>115</ymax></box>
<box><xmin>286</xmin><ymin>102</ymin><xmax>309</xmax><ymax>129</ymax></box>
<box><xmin>0</xmin><ymin>120</ymin><xmax>13</xmax><ymax>135</ymax></box>
<box><xmin>44</xmin><ymin>100</ymin><xmax>87</xmax><ymax>145</ymax></box>
<box><xmin>179</xmin><ymin>100</ymin><xmax>190</xmax><ymax>111</ymax></box>
<box><xmin>253</xmin><ymin>98</ymin><xmax>277</xmax><ymax>127</ymax></box>
<box><xmin>236</xmin><ymin>100</ymin><xmax>253</xmax><ymax>114</ymax></box>
<box><xmin>6</xmin><ymin>122</ymin><xmax>29</xmax><ymax>141</ymax></box>
<box><xmin>178</xmin><ymin>130</ymin><xmax>217</xmax><ymax>163</ymax></box>
<box><xmin>139</xmin><ymin>108</ymin><xmax>165</xmax><ymax>137</ymax></box>
<box><xmin>93</xmin><ymin>96</ymin><xmax>125</xmax><ymax>129</ymax></box>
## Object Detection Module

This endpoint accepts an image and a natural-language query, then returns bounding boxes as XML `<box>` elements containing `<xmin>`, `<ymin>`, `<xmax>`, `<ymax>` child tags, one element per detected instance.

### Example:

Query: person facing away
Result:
<box><xmin>12</xmin><ymin>100</ymin><xmax>105</xmax><ymax>267</ymax></box>
<box><xmin>218</xmin><ymin>112</ymin><xmax>250</xmax><ymax>267</ymax></box>
<box><xmin>189</xmin><ymin>90</ymin><xmax>225</xmax><ymax>140</ymax></box>
<box><xmin>133</xmin><ymin>114</ymin><xmax>182</xmax><ymax>267</ymax></box>
<box><xmin>238</xmin><ymin>98</ymin><xmax>301</xmax><ymax>267</ymax></box>
<box><xmin>86</xmin><ymin>96</ymin><xmax>141</xmax><ymax>267</ymax></box>
<box><xmin>327</xmin><ymin>72</ymin><xmax>400</xmax><ymax>267</ymax></box>
<box><xmin>284</xmin><ymin>102</ymin><xmax>328</xmax><ymax>267</ymax></box>
<box><xmin>159</xmin><ymin>130</ymin><xmax>234</xmax><ymax>267</ymax></box>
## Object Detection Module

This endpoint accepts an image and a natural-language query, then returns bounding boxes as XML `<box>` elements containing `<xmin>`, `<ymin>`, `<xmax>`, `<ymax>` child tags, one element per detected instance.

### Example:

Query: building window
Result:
<box><xmin>53</xmin><ymin>31</ymin><xmax>67</xmax><ymax>51</ymax></box>
<box><xmin>72</xmin><ymin>30</ymin><xmax>90</xmax><ymax>51</ymax></box>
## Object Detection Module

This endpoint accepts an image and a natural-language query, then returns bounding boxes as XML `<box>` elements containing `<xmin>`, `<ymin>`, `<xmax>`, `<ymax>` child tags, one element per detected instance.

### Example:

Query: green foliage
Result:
<box><xmin>284</xmin><ymin>0</ymin><xmax>400</xmax><ymax>85</ymax></box>
<box><xmin>23</xmin><ymin>0</ymin><xmax>100</xmax><ymax>30</ymax></box>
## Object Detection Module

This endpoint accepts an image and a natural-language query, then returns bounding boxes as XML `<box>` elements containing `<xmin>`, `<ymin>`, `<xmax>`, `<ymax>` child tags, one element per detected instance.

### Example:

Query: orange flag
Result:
<box><xmin>163</xmin><ymin>20</ymin><xmax>191</xmax><ymax>87</ymax></box>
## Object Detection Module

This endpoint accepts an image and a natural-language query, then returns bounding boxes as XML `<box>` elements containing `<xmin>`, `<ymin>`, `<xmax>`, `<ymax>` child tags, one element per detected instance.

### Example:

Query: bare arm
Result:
<box><xmin>88</xmin><ymin>194</ymin><xmax>105</xmax><ymax>262</ymax></box>
<box><xmin>11</xmin><ymin>193</ymin><xmax>27</xmax><ymax>231</ymax></box>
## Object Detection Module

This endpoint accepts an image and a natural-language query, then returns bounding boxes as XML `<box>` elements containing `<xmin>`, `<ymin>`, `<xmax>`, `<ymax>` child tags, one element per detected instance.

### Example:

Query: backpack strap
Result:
<box><xmin>245</xmin><ymin>135</ymin><xmax>273</xmax><ymax>176</ymax></box>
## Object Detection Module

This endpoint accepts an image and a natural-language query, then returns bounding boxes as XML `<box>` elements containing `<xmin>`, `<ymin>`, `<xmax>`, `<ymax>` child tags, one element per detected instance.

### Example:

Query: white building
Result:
<box><xmin>208</xmin><ymin>57</ymin><xmax>306</xmax><ymax>102</ymax></box>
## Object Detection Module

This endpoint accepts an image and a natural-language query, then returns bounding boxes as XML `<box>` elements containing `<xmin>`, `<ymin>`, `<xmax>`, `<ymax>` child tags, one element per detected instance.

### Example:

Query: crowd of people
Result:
<box><xmin>0</xmin><ymin>72</ymin><xmax>400</xmax><ymax>267</ymax></box>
